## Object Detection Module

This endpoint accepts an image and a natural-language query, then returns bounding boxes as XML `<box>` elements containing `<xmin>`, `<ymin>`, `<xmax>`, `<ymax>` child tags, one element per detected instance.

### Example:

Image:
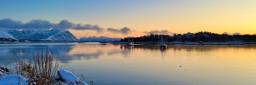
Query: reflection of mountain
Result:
<box><xmin>0</xmin><ymin>44</ymin><xmax>74</xmax><ymax>64</ymax></box>
<box><xmin>0</xmin><ymin>44</ymin><xmax>125</xmax><ymax>64</ymax></box>
<box><xmin>71</xmin><ymin>51</ymin><xmax>103</xmax><ymax>60</ymax></box>
<box><xmin>1</xmin><ymin>44</ymin><xmax>256</xmax><ymax>64</ymax></box>
<box><xmin>68</xmin><ymin>44</ymin><xmax>122</xmax><ymax>59</ymax></box>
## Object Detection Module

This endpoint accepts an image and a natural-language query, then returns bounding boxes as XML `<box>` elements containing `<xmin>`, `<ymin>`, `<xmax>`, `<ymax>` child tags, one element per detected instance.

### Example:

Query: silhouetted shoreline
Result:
<box><xmin>119</xmin><ymin>32</ymin><xmax>256</xmax><ymax>45</ymax></box>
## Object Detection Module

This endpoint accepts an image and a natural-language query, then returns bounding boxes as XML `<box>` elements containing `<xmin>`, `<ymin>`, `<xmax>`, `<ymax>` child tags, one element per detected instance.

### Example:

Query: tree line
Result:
<box><xmin>121</xmin><ymin>32</ymin><xmax>256</xmax><ymax>42</ymax></box>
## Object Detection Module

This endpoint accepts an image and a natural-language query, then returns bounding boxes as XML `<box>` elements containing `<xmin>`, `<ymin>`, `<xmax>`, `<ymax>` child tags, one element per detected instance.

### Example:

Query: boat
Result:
<box><xmin>128</xmin><ymin>42</ymin><xmax>135</xmax><ymax>46</ymax></box>
<box><xmin>159</xmin><ymin>37</ymin><xmax>167</xmax><ymax>49</ymax></box>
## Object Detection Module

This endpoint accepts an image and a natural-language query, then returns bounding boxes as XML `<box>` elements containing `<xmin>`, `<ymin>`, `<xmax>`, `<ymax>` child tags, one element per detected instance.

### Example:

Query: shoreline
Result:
<box><xmin>112</xmin><ymin>41</ymin><xmax>256</xmax><ymax>45</ymax></box>
<box><xmin>0</xmin><ymin>41</ymin><xmax>256</xmax><ymax>46</ymax></box>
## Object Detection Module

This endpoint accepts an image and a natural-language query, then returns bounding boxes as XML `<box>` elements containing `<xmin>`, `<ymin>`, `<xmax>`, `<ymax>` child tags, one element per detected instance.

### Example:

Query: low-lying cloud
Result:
<box><xmin>0</xmin><ymin>18</ymin><xmax>133</xmax><ymax>34</ymax></box>
<box><xmin>107</xmin><ymin>27</ymin><xmax>131</xmax><ymax>34</ymax></box>
<box><xmin>0</xmin><ymin>19</ymin><xmax>104</xmax><ymax>32</ymax></box>
<box><xmin>0</xmin><ymin>19</ymin><xmax>23</xmax><ymax>28</ymax></box>
<box><xmin>145</xmin><ymin>30</ymin><xmax>173</xmax><ymax>35</ymax></box>
<box><xmin>73</xmin><ymin>24</ymin><xmax>103</xmax><ymax>32</ymax></box>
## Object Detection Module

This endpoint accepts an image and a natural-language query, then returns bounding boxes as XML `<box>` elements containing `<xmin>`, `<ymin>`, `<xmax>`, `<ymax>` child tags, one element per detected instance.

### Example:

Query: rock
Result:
<box><xmin>0</xmin><ymin>66</ymin><xmax>9</xmax><ymax>75</ymax></box>
<box><xmin>58</xmin><ymin>69</ymin><xmax>88</xmax><ymax>85</ymax></box>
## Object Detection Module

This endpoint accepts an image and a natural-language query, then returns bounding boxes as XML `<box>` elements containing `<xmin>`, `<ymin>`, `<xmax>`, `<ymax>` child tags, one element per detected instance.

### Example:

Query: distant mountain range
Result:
<box><xmin>0</xmin><ymin>29</ymin><xmax>77</xmax><ymax>42</ymax></box>
<box><xmin>0</xmin><ymin>29</ymin><xmax>122</xmax><ymax>43</ymax></box>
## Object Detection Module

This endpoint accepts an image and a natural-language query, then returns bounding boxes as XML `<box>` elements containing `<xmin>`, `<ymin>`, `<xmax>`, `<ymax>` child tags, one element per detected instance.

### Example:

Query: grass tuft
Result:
<box><xmin>16</xmin><ymin>52</ymin><xmax>60</xmax><ymax>85</ymax></box>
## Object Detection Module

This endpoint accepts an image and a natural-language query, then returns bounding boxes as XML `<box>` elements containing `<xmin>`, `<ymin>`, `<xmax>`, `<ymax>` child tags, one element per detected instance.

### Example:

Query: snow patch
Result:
<box><xmin>58</xmin><ymin>69</ymin><xmax>88</xmax><ymax>85</ymax></box>
<box><xmin>0</xmin><ymin>74</ymin><xmax>27</xmax><ymax>85</ymax></box>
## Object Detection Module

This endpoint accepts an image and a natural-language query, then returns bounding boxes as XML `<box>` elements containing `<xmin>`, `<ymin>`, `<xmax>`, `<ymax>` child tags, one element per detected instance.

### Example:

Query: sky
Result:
<box><xmin>1</xmin><ymin>0</ymin><xmax>256</xmax><ymax>38</ymax></box>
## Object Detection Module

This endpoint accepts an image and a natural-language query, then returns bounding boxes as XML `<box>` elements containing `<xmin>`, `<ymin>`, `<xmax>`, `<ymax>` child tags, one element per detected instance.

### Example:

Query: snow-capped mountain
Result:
<box><xmin>6</xmin><ymin>29</ymin><xmax>77</xmax><ymax>42</ymax></box>
<box><xmin>0</xmin><ymin>31</ymin><xmax>16</xmax><ymax>41</ymax></box>
<box><xmin>46</xmin><ymin>31</ymin><xmax>77</xmax><ymax>42</ymax></box>
<box><xmin>8</xmin><ymin>29</ymin><xmax>59</xmax><ymax>41</ymax></box>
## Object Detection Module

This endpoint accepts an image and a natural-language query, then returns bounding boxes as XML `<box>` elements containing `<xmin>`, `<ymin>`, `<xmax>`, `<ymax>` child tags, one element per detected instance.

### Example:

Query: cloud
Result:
<box><xmin>73</xmin><ymin>24</ymin><xmax>103</xmax><ymax>32</ymax></box>
<box><xmin>145</xmin><ymin>30</ymin><xmax>173</xmax><ymax>35</ymax></box>
<box><xmin>56</xmin><ymin>20</ymin><xmax>73</xmax><ymax>29</ymax></box>
<box><xmin>0</xmin><ymin>19</ymin><xmax>57</xmax><ymax>30</ymax></box>
<box><xmin>23</xmin><ymin>20</ymin><xmax>54</xmax><ymax>29</ymax></box>
<box><xmin>107</xmin><ymin>27</ymin><xmax>131</xmax><ymax>35</ymax></box>
<box><xmin>0</xmin><ymin>18</ymin><xmax>104</xmax><ymax>32</ymax></box>
<box><xmin>56</xmin><ymin>20</ymin><xmax>103</xmax><ymax>32</ymax></box>
<box><xmin>0</xmin><ymin>18</ymin><xmax>136</xmax><ymax>36</ymax></box>
<box><xmin>0</xmin><ymin>19</ymin><xmax>55</xmax><ymax>29</ymax></box>
<box><xmin>0</xmin><ymin>19</ymin><xmax>23</xmax><ymax>28</ymax></box>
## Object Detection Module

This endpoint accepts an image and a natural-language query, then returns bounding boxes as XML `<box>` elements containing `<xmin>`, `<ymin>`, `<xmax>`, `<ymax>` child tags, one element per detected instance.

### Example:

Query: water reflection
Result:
<box><xmin>121</xmin><ymin>45</ymin><xmax>256</xmax><ymax>52</ymax></box>
<box><xmin>0</xmin><ymin>44</ymin><xmax>73</xmax><ymax>64</ymax></box>
<box><xmin>1</xmin><ymin>43</ymin><xmax>256</xmax><ymax>85</ymax></box>
<box><xmin>0</xmin><ymin>43</ymin><xmax>133</xmax><ymax>64</ymax></box>
<box><xmin>2</xmin><ymin>43</ymin><xmax>256</xmax><ymax>64</ymax></box>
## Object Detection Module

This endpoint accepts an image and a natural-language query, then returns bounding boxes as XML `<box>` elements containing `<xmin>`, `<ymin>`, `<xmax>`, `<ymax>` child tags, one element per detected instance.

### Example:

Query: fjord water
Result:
<box><xmin>1</xmin><ymin>43</ymin><xmax>256</xmax><ymax>85</ymax></box>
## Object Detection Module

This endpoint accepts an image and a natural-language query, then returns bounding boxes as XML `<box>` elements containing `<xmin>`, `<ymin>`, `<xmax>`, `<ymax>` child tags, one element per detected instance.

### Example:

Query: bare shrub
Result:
<box><xmin>16</xmin><ymin>52</ymin><xmax>59</xmax><ymax>85</ymax></box>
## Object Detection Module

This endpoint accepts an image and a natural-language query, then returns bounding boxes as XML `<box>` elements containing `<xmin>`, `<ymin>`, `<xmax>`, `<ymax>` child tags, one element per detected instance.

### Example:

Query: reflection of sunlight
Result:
<box><xmin>68</xmin><ymin>44</ymin><xmax>121</xmax><ymax>56</ymax></box>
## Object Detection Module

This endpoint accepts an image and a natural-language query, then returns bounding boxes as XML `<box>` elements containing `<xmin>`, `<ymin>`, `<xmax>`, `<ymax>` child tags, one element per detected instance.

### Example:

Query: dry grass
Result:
<box><xmin>16</xmin><ymin>52</ymin><xmax>60</xmax><ymax>85</ymax></box>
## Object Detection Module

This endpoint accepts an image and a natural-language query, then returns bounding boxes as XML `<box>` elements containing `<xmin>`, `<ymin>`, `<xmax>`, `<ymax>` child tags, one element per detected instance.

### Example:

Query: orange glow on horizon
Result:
<box><xmin>69</xmin><ymin>29</ymin><xmax>144</xmax><ymax>38</ymax></box>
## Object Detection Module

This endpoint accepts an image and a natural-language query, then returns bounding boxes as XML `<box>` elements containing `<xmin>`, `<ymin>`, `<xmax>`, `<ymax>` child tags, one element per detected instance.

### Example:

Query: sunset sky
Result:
<box><xmin>1</xmin><ymin>0</ymin><xmax>256</xmax><ymax>38</ymax></box>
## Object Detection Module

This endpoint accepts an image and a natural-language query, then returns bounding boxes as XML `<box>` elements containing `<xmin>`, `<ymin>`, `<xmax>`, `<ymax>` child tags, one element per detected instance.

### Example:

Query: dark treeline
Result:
<box><xmin>121</xmin><ymin>32</ymin><xmax>256</xmax><ymax>42</ymax></box>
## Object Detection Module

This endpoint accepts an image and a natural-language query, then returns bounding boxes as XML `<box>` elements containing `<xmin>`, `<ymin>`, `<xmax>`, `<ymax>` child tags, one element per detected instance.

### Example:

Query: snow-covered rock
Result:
<box><xmin>58</xmin><ymin>69</ymin><xmax>88</xmax><ymax>85</ymax></box>
<box><xmin>0</xmin><ymin>74</ymin><xmax>27</xmax><ymax>85</ymax></box>
<box><xmin>0</xmin><ymin>66</ymin><xmax>9</xmax><ymax>75</ymax></box>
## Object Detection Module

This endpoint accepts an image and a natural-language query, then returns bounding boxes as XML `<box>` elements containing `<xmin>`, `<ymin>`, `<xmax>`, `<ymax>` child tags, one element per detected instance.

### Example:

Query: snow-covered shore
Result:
<box><xmin>0</xmin><ymin>67</ymin><xmax>88</xmax><ymax>85</ymax></box>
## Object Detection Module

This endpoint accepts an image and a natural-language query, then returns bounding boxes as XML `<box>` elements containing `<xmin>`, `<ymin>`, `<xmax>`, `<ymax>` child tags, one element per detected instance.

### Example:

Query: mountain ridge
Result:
<box><xmin>0</xmin><ymin>29</ymin><xmax>78</xmax><ymax>42</ymax></box>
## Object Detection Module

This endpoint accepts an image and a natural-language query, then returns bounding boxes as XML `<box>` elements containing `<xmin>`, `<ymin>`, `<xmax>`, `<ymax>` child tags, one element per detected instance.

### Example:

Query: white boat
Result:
<box><xmin>128</xmin><ymin>42</ymin><xmax>135</xmax><ymax>46</ymax></box>
<box><xmin>58</xmin><ymin>69</ymin><xmax>88</xmax><ymax>85</ymax></box>
<box><xmin>159</xmin><ymin>37</ymin><xmax>167</xmax><ymax>48</ymax></box>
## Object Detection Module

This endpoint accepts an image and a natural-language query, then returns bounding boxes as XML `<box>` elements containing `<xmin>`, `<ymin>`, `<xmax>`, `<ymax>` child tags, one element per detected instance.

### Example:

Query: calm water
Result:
<box><xmin>1</xmin><ymin>43</ymin><xmax>256</xmax><ymax>85</ymax></box>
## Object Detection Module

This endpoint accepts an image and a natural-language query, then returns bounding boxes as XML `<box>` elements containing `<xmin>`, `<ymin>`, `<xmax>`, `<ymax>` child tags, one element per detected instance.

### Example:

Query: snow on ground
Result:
<box><xmin>0</xmin><ymin>74</ymin><xmax>27</xmax><ymax>85</ymax></box>
<box><xmin>58</xmin><ymin>69</ymin><xmax>88</xmax><ymax>85</ymax></box>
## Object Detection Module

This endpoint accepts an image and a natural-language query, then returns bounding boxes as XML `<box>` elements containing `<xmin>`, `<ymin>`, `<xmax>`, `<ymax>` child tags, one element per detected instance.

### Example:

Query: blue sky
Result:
<box><xmin>0</xmin><ymin>0</ymin><xmax>164</xmax><ymax>21</ymax></box>
<box><xmin>0</xmin><ymin>0</ymin><xmax>200</xmax><ymax>22</ymax></box>
<box><xmin>1</xmin><ymin>0</ymin><xmax>256</xmax><ymax>37</ymax></box>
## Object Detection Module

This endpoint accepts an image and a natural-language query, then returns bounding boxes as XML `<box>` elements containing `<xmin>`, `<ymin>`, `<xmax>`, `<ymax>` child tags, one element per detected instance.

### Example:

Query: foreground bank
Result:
<box><xmin>0</xmin><ymin>53</ymin><xmax>89</xmax><ymax>85</ymax></box>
